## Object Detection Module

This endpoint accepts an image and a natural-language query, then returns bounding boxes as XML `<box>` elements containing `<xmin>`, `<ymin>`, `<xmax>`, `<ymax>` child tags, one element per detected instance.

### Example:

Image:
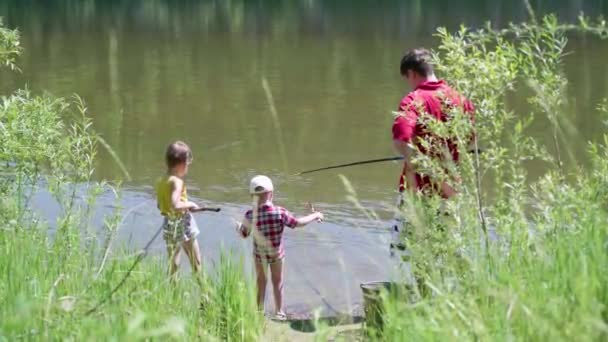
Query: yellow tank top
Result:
<box><xmin>155</xmin><ymin>175</ymin><xmax>187</xmax><ymax>217</ymax></box>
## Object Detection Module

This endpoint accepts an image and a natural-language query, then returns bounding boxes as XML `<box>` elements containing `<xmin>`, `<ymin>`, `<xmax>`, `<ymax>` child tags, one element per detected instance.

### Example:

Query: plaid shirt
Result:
<box><xmin>245</xmin><ymin>203</ymin><xmax>298</xmax><ymax>262</ymax></box>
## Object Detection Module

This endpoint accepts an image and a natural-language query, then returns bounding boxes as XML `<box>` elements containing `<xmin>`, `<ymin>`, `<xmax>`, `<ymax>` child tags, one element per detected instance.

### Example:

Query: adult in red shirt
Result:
<box><xmin>392</xmin><ymin>48</ymin><xmax>474</xmax><ymax>199</ymax></box>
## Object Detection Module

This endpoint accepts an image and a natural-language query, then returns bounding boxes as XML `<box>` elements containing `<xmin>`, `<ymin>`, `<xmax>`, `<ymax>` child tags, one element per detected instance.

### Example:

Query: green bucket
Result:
<box><xmin>360</xmin><ymin>281</ymin><xmax>395</xmax><ymax>337</ymax></box>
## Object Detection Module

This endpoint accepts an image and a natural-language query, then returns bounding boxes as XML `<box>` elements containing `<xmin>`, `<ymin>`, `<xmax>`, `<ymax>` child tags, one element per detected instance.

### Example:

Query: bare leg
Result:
<box><xmin>167</xmin><ymin>242</ymin><xmax>181</xmax><ymax>279</ymax></box>
<box><xmin>182</xmin><ymin>238</ymin><xmax>202</xmax><ymax>273</ymax></box>
<box><xmin>255</xmin><ymin>260</ymin><xmax>267</xmax><ymax>310</ymax></box>
<box><xmin>270</xmin><ymin>259</ymin><xmax>284</xmax><ymax>314</ymax></box>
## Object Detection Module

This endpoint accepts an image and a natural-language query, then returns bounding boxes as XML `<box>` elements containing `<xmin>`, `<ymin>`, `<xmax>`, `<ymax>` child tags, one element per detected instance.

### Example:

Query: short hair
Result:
<box><xmin>400</xmin><ymin>48</ymin><xmax>434</xmax><ymax>77</ymax></box>
<box><xmin>165</xmin><ymin>141</ymin><xmax>192</xmax><ymax>168</ymax></box>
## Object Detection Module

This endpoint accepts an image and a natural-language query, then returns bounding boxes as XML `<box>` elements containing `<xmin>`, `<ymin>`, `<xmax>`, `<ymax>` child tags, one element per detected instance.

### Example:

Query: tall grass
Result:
<box><xmin>1</xmin><ymin>227</ymin><xmax>262</xmax><ymax>340</ymax></box>
<box><xmin>0</xmin><ymin>22</ymin><xmax>262</xmax><ymax>341</ymax></box>
<box><xmin>371</xmin><ymin>14</ymin><xmax>608</xmax><ymax>341</ymax></box>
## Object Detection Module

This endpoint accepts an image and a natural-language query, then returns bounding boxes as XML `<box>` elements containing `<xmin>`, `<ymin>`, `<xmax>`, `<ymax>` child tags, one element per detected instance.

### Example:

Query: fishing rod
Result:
<box><xmin>296</xmin><ymin>156</ymin><xmax>403</xmax><ymax>176</ymax></box>
<box><xmin>296</xmin><ymin>149</ymin><xmax>484</xmax><ymax>176</ymax></box>
<box><xmin>191</xmin><ymin>207</ymin><xmax>221</xmax><ymax>213</ymax></box>
<box><xmin>85</xmin><ymin>205</ymin><xmax>221</xmax><ymax>316</ymax></box>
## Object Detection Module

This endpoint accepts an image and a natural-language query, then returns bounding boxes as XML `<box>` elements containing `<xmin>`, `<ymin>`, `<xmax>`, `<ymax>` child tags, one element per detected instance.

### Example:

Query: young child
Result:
<box><xmin>155</xmin><ymin>141</ymin><xmax>202</xmax><ymax>277</ymax></box>
<box><xmin>237</xmin><ymin>175</ymin><xmax>323</xmax><ymax>321</ymax></box>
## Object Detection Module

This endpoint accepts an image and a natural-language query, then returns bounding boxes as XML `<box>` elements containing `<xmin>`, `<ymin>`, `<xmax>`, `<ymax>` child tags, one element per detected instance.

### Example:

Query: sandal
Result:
<box><xmin>272</xmin><ymin>311</ymin><xmax>287</xmax><ymax>322</ymax></box>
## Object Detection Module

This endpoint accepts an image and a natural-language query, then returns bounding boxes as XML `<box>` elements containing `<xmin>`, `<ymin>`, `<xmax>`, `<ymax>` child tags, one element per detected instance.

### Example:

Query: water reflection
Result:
<box><xmin>1</xmin><ymin>1</ymin><xmax>607</xmax><ymax>37</ymax></box>
<box><xmin>0</xmin><ymin>3</ymin><xmax>605</xmax><ymax>207</ymax></box>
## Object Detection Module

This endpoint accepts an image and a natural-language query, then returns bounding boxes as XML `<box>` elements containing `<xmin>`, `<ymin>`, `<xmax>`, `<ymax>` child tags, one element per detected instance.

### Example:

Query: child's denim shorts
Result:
<box><xmin>162</xmin><ymin>212</ymin><xmax>200</xmax><ymax>245</ymax></box>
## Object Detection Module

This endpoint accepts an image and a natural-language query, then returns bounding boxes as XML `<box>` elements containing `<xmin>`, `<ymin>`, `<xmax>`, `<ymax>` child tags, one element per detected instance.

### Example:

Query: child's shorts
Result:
<box><xmin>162</xmin><ymin>213</ymin><xmax>200</xmax><ymax>245</ymax></box>
<box><xmin>254</xmin><ymin>251</ymin><xmax>284</xmax><ymax>265</ymax></box>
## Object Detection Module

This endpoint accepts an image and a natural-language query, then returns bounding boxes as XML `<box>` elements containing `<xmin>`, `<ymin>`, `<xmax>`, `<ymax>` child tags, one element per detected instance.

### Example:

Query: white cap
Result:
<box><xmin>249</xmin><ymin>175</ymin><xmax>274</xmax><ymax>194</ymax></box>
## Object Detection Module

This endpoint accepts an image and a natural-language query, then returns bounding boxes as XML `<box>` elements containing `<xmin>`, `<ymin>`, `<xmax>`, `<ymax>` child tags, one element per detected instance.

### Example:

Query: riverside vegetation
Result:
<box><xmin>0</xmin><ymin>20</ymin><xmax>263</xmax><ymax>341</ymax></box>
<box><xmin>2</xmin><ymin>12</ymin><xmax>608</xmax><ymax>342</ymax></box>
<box><xmin>368</xmin><ymin>13</ymin><xmax>608</xmax><ymax>342</ymax></box>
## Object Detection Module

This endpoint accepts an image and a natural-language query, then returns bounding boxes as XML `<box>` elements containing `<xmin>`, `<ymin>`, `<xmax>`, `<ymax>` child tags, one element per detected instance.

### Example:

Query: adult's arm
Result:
<box><xmin>393</xmin><ymin>139</ymin><xmax>418</xmax><ymax>193</ymax></box>
<box><xmin>392</xmin><ymin>113</ymin><xmax>418</xmax><ymax>193</ymax></box>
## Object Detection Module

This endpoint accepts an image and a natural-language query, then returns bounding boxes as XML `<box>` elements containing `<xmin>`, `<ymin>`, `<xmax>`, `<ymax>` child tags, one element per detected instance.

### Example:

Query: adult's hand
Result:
<box><xmin>393</xmin><ymin>139</ymin><xmax>417</xmax><ymax>193</ymax></box>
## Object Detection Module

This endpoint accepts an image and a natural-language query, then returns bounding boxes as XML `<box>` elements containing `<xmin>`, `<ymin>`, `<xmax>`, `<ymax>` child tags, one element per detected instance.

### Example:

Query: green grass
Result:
<box><xmin>0</xmin><ymin>225</ymin><xmax>263</xmax><ymax>341</ymax></box>
<box><xmin>376</xmin><ymin>176</ymin><xmax>608</xmax><ymax>341</ymax></box>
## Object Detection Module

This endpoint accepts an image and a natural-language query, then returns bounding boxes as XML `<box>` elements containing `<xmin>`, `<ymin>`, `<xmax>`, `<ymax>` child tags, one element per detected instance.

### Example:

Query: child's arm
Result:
<box><xmin>169</xmin><ymin>177</ymin><xmax>198</xmax><ymax>211</ymax></box>
<box><xmin>282</xmin><ymin>207</ymin><xmax>323</xmax><ymax>228</ymax></box>
<box><xmin>295</xmin><ymin>212</ymin><xmax>324</xmax><ymax>227</ymax></box>
<box><xmin>237</xmin><ymin>217</ymin><xmax>252</xmax><ymax>238</ymax></box>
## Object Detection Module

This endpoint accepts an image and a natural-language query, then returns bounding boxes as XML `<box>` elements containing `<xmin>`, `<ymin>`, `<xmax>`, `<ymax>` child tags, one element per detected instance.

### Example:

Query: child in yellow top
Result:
<box><xmin>156</xmin><ymin>141</ymin><xmax>201</xmax><ymax>276</ymax></box>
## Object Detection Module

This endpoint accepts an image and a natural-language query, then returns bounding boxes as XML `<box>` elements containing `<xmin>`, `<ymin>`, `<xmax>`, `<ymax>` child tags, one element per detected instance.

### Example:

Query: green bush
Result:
<box><xmin>378</xmin><ymin>14</ymin><xmax>608</xmax><ymax>341</ymax></box>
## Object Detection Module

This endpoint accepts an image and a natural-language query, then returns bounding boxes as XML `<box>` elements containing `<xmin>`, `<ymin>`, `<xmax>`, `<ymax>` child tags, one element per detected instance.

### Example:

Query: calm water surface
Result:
<box><xmin>2</xmin><ymin>0</ymin><xmax>608</xmax><ymax>316</ymax></box>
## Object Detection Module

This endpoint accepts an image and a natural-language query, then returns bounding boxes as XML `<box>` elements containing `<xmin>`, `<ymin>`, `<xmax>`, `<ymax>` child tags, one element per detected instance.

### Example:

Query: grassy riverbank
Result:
<box><xmin>1</xmin><ymin>228</ymin><xmax>263</xmax><ymax>340</ymax></box>
<box><xmin>378</xmin><ymin>170</ymin><xmax>608</xmax><ymax>340</ymax></box>
<box><xmin>2</xmin><ymin>13</ymin><xmax>608</xmax><ymax>342</ymax></box>
<box><xmin>369</xmin><ymin>14</ymin><xmax>608</xmax><ymax>341</ymax></box>
<box><xmin>0</xmin><ymin>23</ymin><xmax>263</xmax><ymax>340</ymax></box>
<box><xmin>0</xmin><ymin>92</ymin><xmax>264</xmax><ymax>340</ymax></box>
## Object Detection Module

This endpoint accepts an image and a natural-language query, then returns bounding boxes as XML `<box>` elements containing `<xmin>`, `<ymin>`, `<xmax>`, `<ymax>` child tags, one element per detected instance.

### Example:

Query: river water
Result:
<box><xmin>1</xmin><ymin>0</ymin><xmax>607</xmax><ymax>318</ymax></box>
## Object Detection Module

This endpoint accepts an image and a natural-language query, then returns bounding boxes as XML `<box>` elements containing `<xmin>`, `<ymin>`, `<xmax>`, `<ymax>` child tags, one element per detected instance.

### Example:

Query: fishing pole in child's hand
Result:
<box><xmin>190</xmin><ymin>206</ymin><xmax>221</xmax><ymax>213</ymax></box>
<box><xmin>85</xmin><ymin>204</ymin><xmax>221</xmax><ymax>316</ymax></box>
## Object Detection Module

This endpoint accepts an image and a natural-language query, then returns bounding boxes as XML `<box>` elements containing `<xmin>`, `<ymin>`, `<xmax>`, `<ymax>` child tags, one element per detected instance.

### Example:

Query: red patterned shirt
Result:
<box><xmin>245</xmin><ymin>203</ymin><xmax>298</xmax><ymax>263</ymax></box>
<box><xmin>392</xmin><ymin>80</ymin><xmax>474</xmax><ymax>197</ymax></box>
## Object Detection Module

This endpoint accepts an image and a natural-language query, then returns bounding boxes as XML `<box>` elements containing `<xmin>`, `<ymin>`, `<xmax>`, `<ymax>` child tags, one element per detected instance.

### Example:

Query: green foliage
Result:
<box><xmin>0</xmin><ymin>20</ymin><xmax>263</xmax><ymax>341</ymax></box>
<box><xmin>0</xmin><ymin>18</ymin><xmax>20</xmax><ymax>71</ymax></box>
<box><xmin>199</xmin><ymin>253</ymin><xmax>264</xmax><ymax>341</ymax></box>
<box><xmin>1</xmin><ymin>228</ymin><xmax>263</xmax><ymax>340</ymax></box>
<box><xmin>378</xmin><ymin>14</ymin><xmax>608</xmax><ymax>341</ymax></box>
